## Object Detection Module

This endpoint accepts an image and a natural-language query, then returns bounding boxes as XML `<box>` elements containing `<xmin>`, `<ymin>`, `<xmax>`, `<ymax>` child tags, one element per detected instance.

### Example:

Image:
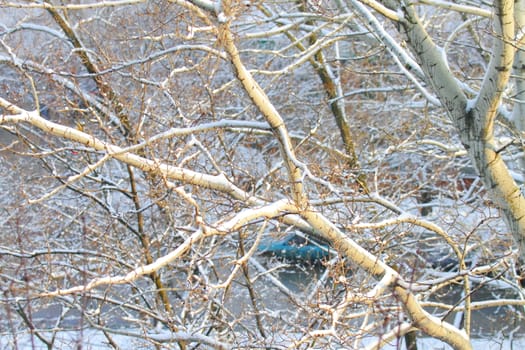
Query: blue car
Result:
<box><xmin>258</xmin><ymin>233</ymin><xmax>331</xmax><ymax>263</ymax></box>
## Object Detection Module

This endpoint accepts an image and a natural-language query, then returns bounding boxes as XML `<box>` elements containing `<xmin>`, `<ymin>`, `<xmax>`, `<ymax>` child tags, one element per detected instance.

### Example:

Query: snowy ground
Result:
<box><xmin>2</xmin><ymin>328</ymin><xmax>525</xmax><ymax>350</ymax></box>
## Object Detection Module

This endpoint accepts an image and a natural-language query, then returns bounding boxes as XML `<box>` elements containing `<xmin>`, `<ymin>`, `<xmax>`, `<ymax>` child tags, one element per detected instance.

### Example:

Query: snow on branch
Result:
<box><xmin>0</xmin><ymin>0</ymin><xmax>147</xmax><ymax>10</ymax></box>
<box><xmin>38</xmin><ymin>199</ymin><xmax>296</xmax><ymax>297</ymax></box>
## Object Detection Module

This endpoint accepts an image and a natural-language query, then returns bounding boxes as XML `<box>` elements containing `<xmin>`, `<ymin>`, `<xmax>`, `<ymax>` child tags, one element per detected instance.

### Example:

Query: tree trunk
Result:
<box><xmin>396</xmin><ymin>0</ymin><xmax>525</xmax><ymax>264</ymax></box>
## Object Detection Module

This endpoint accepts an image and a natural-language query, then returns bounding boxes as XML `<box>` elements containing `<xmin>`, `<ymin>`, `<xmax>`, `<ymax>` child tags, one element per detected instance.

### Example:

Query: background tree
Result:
<box><xmin>1</xmin><ymin>1</ymin><xmax>525</xmax><ymax>349</ymax></box>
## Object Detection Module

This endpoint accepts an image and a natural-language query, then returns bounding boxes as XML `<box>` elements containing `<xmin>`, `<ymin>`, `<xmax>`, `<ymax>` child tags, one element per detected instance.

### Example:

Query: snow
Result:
<box><xmin>2</xmin><ymin>329</ymin><xmax>525</xmax><ymax>349</ymax></box>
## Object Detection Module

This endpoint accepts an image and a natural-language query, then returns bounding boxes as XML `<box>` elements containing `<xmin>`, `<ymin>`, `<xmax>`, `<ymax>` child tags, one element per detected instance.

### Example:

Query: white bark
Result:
<box><xmin>513</xmin><ymin>0</ymin><xmax>525</xmax><ymax>171</ymax></box>
<box><xmin>389</xmin><ymin>0</ymin><xmax>525</xmax><ymax>263</ymax></box>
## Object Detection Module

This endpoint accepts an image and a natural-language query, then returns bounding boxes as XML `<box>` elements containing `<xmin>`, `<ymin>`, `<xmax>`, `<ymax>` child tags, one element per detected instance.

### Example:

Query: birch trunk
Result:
<box><xmin>513</xmin><ymin>0</ymin><xmax>525</xmax><ymax>172</ymax></box>
<box><xmin>391</xmin><ymin>0</ymin><xmax>525</xmax><ymax>263</ymax></box>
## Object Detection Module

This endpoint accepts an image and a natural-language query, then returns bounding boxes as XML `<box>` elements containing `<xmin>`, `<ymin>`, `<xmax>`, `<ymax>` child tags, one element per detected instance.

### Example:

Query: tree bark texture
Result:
<box><xmin>392</xmin><ymin>0</ymin><xmax>525</xmax><ymax>264</ymax></box>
